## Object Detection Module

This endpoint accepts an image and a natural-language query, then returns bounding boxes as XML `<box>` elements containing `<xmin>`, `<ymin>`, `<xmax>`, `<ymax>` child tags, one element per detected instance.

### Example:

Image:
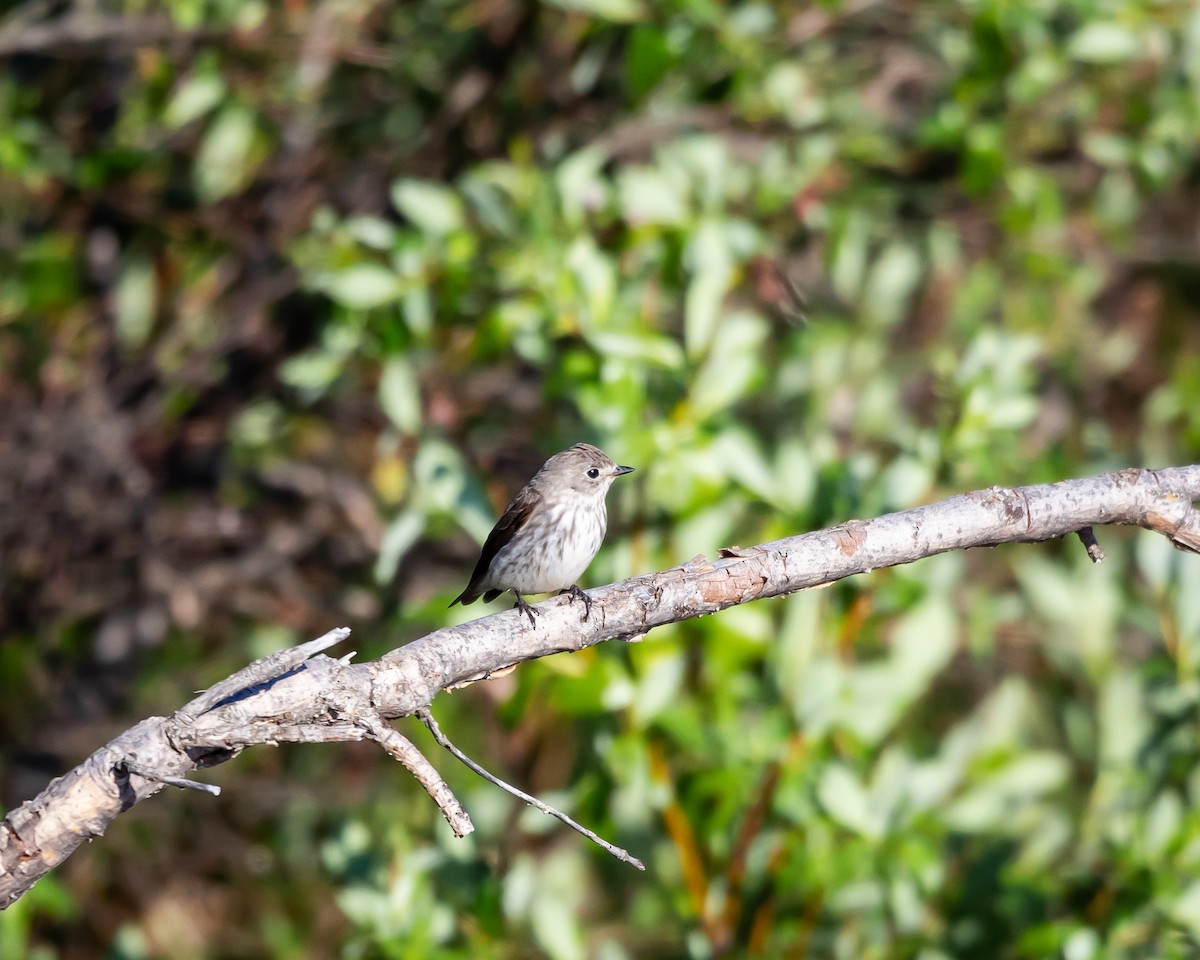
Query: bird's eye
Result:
<box><xmin>586</xmin><ymin>467</ymin><xmax>600</xmax><ymax>480</ymax></box>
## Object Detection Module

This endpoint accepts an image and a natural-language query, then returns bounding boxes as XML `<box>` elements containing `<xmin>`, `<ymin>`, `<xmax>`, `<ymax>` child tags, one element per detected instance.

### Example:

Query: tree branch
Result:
<box><xmin>417</xmin><ymin>708</ymin><xmax>646</xmax><ymax>871</ymax></box>
<box><xmin>3</xmin><ymin>465</ymin><xmax>1198</xmax><ymax>906</ymax></box>
<box><xmin>360</xmin><ymin>715</ymin><xmax>474</xmax><ymax>838</ymax></box>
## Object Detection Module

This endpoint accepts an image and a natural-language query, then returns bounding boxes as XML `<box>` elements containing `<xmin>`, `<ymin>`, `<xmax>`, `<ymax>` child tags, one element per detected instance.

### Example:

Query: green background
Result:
<box><xmin>2</xmin><ymin>0</ymin><xmax>1200</xmax><ymax>956</ymax></box>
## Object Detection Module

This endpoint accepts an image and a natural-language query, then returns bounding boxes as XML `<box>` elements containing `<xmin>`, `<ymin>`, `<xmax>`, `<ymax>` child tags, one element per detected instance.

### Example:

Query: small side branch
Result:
<box><xmin>417</xmin><ymin>708</ymin><xmax>646</xmax><ymax>871</ymax></box>
<box><xmin>360</xmin><ymin>716</ymin><xmax>473</xmax><ymax>838</ymax></box>
<box><xmin>1076</xmin><ymin>527</ymin><xmax>1105</xmax><ymax>563</ymax></box>
<box><xmin>119</xmin><ymin>763</ymin><xmax>222</xmax><ymax>798</ymax></box>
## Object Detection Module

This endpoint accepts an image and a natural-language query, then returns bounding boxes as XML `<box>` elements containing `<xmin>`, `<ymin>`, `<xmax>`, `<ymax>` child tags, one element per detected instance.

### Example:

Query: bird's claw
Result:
<box><xmin>562</xmin><ymin>584</ymin><xmax>593</xmax><ymax>622</ymax></box>
<box><xmin>514</xmin><ymin>594</ymin><xmax>540</xmax><ymax>628</ymax></box>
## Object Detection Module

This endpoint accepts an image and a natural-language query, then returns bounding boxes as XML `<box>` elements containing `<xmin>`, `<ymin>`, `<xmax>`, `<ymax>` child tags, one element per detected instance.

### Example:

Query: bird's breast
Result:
<box><xmin>488</xmin><ymin>497</ymin><xmax>607</xmax><ymax>594</ymax></box>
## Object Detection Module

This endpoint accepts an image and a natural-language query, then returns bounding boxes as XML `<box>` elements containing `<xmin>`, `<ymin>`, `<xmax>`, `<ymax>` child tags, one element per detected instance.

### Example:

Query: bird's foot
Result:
<box><xmin>514</xmin><ymin>594</ymin><xmax>540</xmax><ymax>628</ymax></box>
<box><xmin>561</xmin><ymin>584</ymin><xmax>593</xmax><ymax>622</ymax></box>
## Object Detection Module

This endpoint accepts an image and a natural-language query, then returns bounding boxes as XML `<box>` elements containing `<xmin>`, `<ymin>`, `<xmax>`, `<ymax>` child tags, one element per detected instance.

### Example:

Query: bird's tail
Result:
<box><xmin>449</xmin><ymin>586</ymin><xmax>505</xmax><ymax>607</ymax></box>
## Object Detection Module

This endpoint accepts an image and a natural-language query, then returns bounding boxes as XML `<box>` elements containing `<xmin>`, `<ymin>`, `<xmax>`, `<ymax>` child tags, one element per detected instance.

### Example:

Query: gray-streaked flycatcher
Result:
<box><xmin>449</xmin><ymin>443</ymin><xmax>635</xmax><ymax>626</ymax></box>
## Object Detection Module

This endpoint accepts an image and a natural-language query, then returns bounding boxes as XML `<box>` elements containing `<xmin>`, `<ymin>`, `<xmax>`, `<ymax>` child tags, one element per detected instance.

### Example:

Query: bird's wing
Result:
<box><xmin>449</xmin><ymin>485</ymin><xmax>541</xmax><ymax>605</ymax></box>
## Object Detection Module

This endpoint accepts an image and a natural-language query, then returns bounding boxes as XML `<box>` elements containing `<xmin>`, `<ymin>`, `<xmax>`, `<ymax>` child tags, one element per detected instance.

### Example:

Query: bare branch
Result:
<box><xmin>417</xmin><ymin>709</ymin><xmax>646</xmax><ymax>871</ymax></box>
<box><xmin>4</xmin><ymin>465</ymin><xmax>1200</xmax><ymax>905</ymax></box>
<box><xmin>1076</xmin><ymin>526</ymin><xmax>1105</xmax><ymax>563</ymax></box>
<box><xmin>119</xmin><ymin>763</ymin><xmax>222</xmax><ymax>798</ymax></box>
<box><xmin>360</xmin><ymin>716</ymin><xmax>473</xmax><ymax>838</ymax></box>
<box><xmin>180</xmin><ymin>626</ymin><xmax>351</xmax><ymax>718</ymax></box>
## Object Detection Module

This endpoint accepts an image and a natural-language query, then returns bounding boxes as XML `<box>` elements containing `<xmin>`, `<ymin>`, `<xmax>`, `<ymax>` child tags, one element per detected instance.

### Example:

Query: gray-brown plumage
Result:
<box><xmin>450</xmin><ymin>443</ymin><xmax>635</xmax><ymax>626</ymax></box>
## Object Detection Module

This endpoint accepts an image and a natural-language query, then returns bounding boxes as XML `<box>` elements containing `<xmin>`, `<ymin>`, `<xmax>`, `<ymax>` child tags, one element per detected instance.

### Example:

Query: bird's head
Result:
<box><xmin>537</xmin><ymin>443</ymin><xmax>635</xmax><ymax>499</ymax></box>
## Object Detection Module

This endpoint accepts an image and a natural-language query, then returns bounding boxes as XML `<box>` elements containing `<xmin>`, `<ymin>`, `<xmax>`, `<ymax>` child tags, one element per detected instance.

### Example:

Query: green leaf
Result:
<box><xmin>818</xmin><ymin>764</ymin><xmax>881</xmax><ymax>840</ymax></box>
<box><xmin>1082</xmin><ymin>132</ymin><xmax>1133</xmax><ymax>167</ymax></box>
<box><xmin>544</xmin><ymin>0</ymin><xmax>644</xmax><ymax>23</ymax></box>
<box><xmin>530</xmin><ymin>868</ymin><xmax>585</xmax><ymax>960</ymax></box>
<box><xmin>625</xmin><ymin>26</ymin><xmax>673</xmax><ymax>101</ymax></box>
<box><xmin>279</xmin><ymin>350</ymin><xmax>344</xmax><ymax>394</ymax></box>
<box><xmin>618</xmin><ymin>167</ymin><xmax>688</xmax><ymax>226</ymax></box>
<box><xmin>764</xmin><ymin>62</ymin><xmax>824</xmax><ymax>127</ymax></box>
<box><xmin>683</xmin><ymin>220</ymin><xmax>733</xmax><ymax>358</ymax></box>
<box><xmin>163</xmin><ymin>71</ymin><xmax>225</xmax><ymax>129</ymax></box>
<box><xmin>632</xmin><ymin>651</ymin><xmax>685</xmax><ymax>723</ymax></box>
<box><xmin>317</xmin><ymin>264</ymin><xmax>402</xmax><ymax>310</ymax></box>
<box><xmin>711</xmin><ymin>429</ymin><xmax>774</xmax><ymax>501</ymax></box>
<box><xmin>946</xmin><ymin>752</ymin><xmax>1070</xmax><ymax>832</ymax></box>
<box><xmin>378</xmin><ymin>357</ymin><xmax>421</xmax><ymax>434</ymax></box>
<box><xmin>375</xmin><ymin>509</ymin><xmax>425</xmax><ymax>583</ymax></box>
<box><xmin>1098</xmin><ymin>673</ymin><xmax>1145</xmax><ymax>768</ymax></box>
<box><xmin>689</xmin><ymin>310</ymin><xmax>768</xmax><ymax>417</ymax></box>
<box><xmin>390</xmin><ymin>179</ymin><xmax>465</xmax><ymax>235</ymax></box>
<box><xmin>1060</xmin><ymin>929</ymin><xmax>1100</xmax><ymax>960</ymax></box>
<box><xmin>1142</xmin><ymin>791</ymin><xmax>1183</xmax><ymax>861</ymax></box>
<box><xmin>1068</xmin><ymin>23</ymin><xmax>1141</xmax><ymax>64</ymax></box>
<box><xmin>412</xmin><ymin>438</ymin><xmax>470</xmax><ymax>514</ymax></box>
<box><xmin>865</xmin><ymin>242</ymin><xmax>922</xmax><ymax>327</ymax></box>
<box><xmin>566</xmin><ymin>236</ymin><xmax>615</xmax><ymax>324</ymax></box>
<box><xmin>674</xmin><ymin>137</ymin><xmax>729</xmax><ymax>212</ymax></box>
<box><xmin>344</xmin><ymin>215</ymin><xmax>397</xmax><ymax>250</ymax></box>
<box><xmin>585</xmin><ymin>330</ymin><xmax>684</xmax><ymax>368</ymax></box>
<box><xmin>892</xmin><ymin>597</ymin><xmax>958</xmax><ymax>692</ymax></box>
<box><xmin>1171</xmin><ymin>882</ymin><xmax>1200</xmax><ymax>940</ymax></box>
<box><xmin>829</xmin><ymin>209</ymin><xmax>869</xmax><ymax>303</ymax></box>
<box><xmin>195</xmin><ymin>104</ymin><xmax>261</xmax><ymax>202</ymax></box>
<box><xmin>556</xmin><ymin>147</ymin><xmax>608</xmax><ymax>226</ymax></box>
<box><xmin>114</xmin><ymin>258</ymin><xmax>156</xmax><ymax>349</ymax></box>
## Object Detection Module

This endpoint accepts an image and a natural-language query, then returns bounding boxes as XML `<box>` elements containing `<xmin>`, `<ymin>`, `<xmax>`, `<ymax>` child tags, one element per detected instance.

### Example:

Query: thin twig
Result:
<box><xmin>120</xmin><ymin>764</ymin><xmax>221</xmax><ymax>797</ymax></box>
<box><xmin>1076</xmin><ymin>527</ymin><xmax>1105</xmax><ymax>563</ymax></box>
<box><xmin>417</xmin><ymin>708</ymin><xmax>646</xmax><ymax>871</ymax></box>
<box><xmin>360</xmin><ymin>716</ymin><xmax>473</xmax><ymax>838</ymax></box>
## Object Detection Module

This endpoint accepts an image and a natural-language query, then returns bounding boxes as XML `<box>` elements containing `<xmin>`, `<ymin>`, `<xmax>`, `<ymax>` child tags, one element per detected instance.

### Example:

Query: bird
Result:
<box><xmin>449</xmin><ymin>443</ymin><xmax>635</xmax><ymax>626</ymax></box>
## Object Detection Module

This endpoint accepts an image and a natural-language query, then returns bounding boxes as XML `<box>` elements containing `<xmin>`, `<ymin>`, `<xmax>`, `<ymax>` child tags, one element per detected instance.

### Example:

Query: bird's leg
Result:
<box><xmin>513</xmin><ymin>593</ymin><xmax>540</xmax><ymax>628</ymax></box>
<box><xmin>561</xmin><ymin>584</ymin><xmax>592</xmax><ymax>622</ymax></box>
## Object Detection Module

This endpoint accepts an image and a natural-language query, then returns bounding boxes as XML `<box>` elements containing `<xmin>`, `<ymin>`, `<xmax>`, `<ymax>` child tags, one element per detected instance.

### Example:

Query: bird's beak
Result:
<box><xmin>614</xmin><ymin>465</ymin><xmax>635</xmax><ymax>476</ymax></box>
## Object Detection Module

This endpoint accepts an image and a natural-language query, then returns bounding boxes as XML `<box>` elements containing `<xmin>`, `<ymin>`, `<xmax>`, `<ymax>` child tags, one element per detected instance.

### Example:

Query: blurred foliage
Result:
<box><xmin>2</xmin><ymin>0</ymin><xmax>1200</xmax><ymax>957</ymax></box>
